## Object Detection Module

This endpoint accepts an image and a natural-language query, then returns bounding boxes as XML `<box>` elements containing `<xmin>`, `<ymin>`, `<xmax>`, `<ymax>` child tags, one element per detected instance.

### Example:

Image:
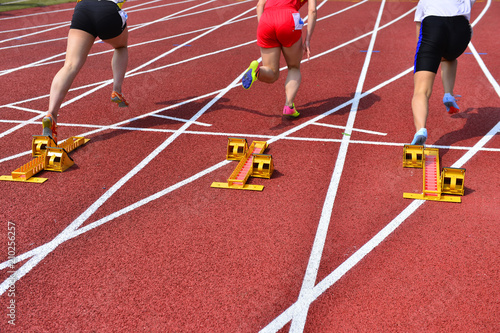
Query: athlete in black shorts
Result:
<box><xmin>410</xmin><ymin>7</ymin><xmax>473</xmax><ymax>145</ymax></box>
<box><xmin>42</xmin><ymin>0</ymin><xmax>129</xmax><ymax>144</ymax></box>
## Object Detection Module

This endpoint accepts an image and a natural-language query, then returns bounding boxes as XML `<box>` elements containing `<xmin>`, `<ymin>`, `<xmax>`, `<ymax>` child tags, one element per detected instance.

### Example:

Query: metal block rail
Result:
<box><xmin>403</xmin><ymin>145</ymin><xmax>464</xmax><ymax>203</ymax></box>
<box><xmin>211</xmin><ymin>138</ymin><xmax>274</xmax><ymax>191</ymax></box>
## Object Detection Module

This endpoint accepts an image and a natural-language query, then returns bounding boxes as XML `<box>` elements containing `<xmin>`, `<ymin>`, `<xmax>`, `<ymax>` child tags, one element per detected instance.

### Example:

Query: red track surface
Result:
<box><xmin>0</xmin><ymin>1</ymin><xmax>499</xmax><ymax>332</ymax></box>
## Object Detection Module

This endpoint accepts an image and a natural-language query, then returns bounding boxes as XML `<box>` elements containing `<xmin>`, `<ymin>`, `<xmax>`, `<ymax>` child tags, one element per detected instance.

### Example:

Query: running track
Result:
<box><xmin>0</xmin><ymin>0</ymin><xmax>499</xmax><ymax>331</ymax></box>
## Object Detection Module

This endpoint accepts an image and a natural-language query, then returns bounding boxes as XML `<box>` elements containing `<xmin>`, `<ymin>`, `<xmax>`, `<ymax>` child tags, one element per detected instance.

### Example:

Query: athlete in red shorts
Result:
<box><xmin>242</xmin><ymin>0</ymin><xmax>317</xmax><ymax>118</ymax></box>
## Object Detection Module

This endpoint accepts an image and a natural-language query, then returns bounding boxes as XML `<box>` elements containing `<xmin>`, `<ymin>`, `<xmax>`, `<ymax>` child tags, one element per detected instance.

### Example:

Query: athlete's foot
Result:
<box><xmin>242</xmin><ymin>60</ymin><xmax>259</xmax><ymax>90</ymax></box>
<box><xmin>42</xmin><ymin>114</ymin><xmax>58</xmax><ymax>145</ymax></box>
<box><xmin>410</xmin><ymin>127</ymin><xmax>427</xmax><ymax>146</ymax></box>
<box><xmin>111</xmin><ymin>91</ymin><xmax>129</xmax><ymax>107</ymax></box>
<box><xmin>283</xmin><ymin>103</ymin><xmax>300</xmax><ymax>118</ymax></box>
<box><xmin>443</xmin><ymin>93</ymin><xmax>460</xmax><ymax>114</ymax></box>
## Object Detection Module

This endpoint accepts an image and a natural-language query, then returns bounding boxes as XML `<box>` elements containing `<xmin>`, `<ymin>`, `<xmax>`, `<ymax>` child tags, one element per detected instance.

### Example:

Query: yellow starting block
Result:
<box><xmin>0</xmin><ymin>135</ymin><xmax>90</xmax><ymax>183</ymax></box>
<box><xmin>402</xmin><ymin>145</ymin><xmax>465</xmax><ymax>203</ymax></box>
<box><xmin>32</xmin><ymin>135</ymin><xmax>57</xmax><ymax>157</ymax></box>
<box><xmin>402</xmin><ymin>144</ymin><xmax>424</xmax><ymax>168</ymax></box>
<box><xmin>212</xmin><ymin>138</ymin><xmax>274</xmax><ymax>191</ymax></box>
<box><xmin>441</xmin><ymin>167</ymin><xmax>466</xmax><ymax>196</ymax></box>
<box><xmin>226</xmin><ymin>137</ymin><xmax>248</xmax><ymax>160</ymax></box>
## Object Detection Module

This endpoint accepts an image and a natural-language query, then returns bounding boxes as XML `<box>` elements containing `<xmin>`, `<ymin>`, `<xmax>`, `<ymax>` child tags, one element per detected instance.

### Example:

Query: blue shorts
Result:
<box><xmin>414</xmin><ymin>15</ymin><xmax>471</xmax><ymax>74</ymax></box>
<box><xmin>70</xmin><ymin>0</ymin><xmax>127</xmax><ymax>40</ymax></box>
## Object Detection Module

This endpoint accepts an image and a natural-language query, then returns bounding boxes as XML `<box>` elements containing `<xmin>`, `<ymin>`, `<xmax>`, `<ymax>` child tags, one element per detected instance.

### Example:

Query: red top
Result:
<box><xmin>265</xmin><ymin>0</ymin><xmax>308</xmax><ymax>11</ymax></box>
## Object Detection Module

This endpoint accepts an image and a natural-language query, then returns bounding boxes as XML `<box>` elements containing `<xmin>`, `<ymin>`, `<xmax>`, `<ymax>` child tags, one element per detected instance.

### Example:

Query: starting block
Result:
<box><xmin>226</xmin><ymin>137</ymin><xmax>248</xmax><ymax>160</ymax></box>
<box><xmin>402</xmin><ymin>145</ymin><xmax>465</xmax><ymax>203</ymax></box>
<box><xmin>402</xmin><ymin>145</ymin><xmax>424</xmax><ymax>168</ymax></box>
<box><xmin>211</xmin><ymin>138</ymin><xmax>274</xmax><ymax>191</ymax></box>
<box><xmin>0</xmin><ymin>135</ymin><xmax>90</xmax><ymax>183</ymax></box>
<box><xmin>32</xmin><ymin>135</ymin><xmax>57</xmax><ymax>157</ymax></box>
<box><xmin>441</xmin><ymin>167</ymin><xmax>466</xmax><ymax>196</ymax></box>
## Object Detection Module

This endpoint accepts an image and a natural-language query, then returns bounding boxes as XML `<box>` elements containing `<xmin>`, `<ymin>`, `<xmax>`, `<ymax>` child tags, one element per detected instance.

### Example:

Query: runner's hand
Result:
<box><xmin>303</xmin><ymin>39</ymin><xmax>311</xmax><ymax>60</ymax></box>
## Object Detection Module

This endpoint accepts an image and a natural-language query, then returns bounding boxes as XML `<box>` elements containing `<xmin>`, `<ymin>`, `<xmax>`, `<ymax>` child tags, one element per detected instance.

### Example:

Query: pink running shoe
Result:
<box><xmin>283</xmin><ymin>103</ymin><xmax>300</xmax><ymax>118</ymax></box>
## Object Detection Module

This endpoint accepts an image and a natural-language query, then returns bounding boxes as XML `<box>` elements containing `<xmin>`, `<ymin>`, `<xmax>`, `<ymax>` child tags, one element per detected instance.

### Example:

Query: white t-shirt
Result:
<box><xmin>414</xmin><ymin>0</ymin><xmax>475</xmax><ymax>22</ymax></box>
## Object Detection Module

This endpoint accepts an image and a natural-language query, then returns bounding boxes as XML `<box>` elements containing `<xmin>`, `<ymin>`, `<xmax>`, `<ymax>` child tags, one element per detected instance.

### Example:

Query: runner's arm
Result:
<box><xmin>304</xmin><ymin>0</ymin><xmax>317</xmax><ymax>59</ymax></box>
<box><xmin>257</xmin><ymin>0</ymin><xmax>266</xmax><ymax>22</ymax></box>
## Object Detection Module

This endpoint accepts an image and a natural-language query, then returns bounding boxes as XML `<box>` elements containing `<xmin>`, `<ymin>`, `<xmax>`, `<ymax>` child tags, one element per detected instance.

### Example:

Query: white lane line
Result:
<box><xmin>149</xmin><ymin>114</ymin><xmax>212</xmax><ymax>127</ymax></box>
<box><xmin>3</xmin><ymin>105</ymin><xmax>44</xmax><ymax>115</ymax></box>
<box><xmin>0</xmin><ymin>0</ymin><xmax>225</xmax><ymax>140</ymax></box>
<box><xmin>0</xmin><ymin>0</ymin><xmax>377</xmax><ymax>107</ymax></box>
<box><xmin>0</xmin><ymin>4</ymin><xmax>257</xmax><ymax>296</ymax></box>
<box><xmin>0</xmin><ymin>22</ymin><xmax>68</xmax><ymax>45</ymax></box>
<box><xmin>0</xmin><ymin>37</ymin><xmax>66</xmax><ymax>51</ymax></box>
<box><xmin>260</xmin><ymin>121</ymin><xmax>500</xmax><ymax>333</ymax></box>
<box><xmin>0</xmin><ymin>0</ymin><xmax>220</xmax><ymax>76</ymax></box>
<box><xmin>2</xmin><ymin>61</ymin><xmax>498</xmax><ymax>283</ymax></box>
<box><xmin>0</xmin><ymin>0</ymin><xmax>195</xmax><ymax>22</ymax></box>
<box><xmin>1</xmin><ymin>118</ymin><xmax>498</xmax><ymax>152</ymax></box>
<box><xmin>261</xmin><ymin>1</ymin><xmax>495</xmax><ymax>331</ymax></box>
<box><xmin>0</xmin><ymin>113</ymin><xmax>43</xmax><ymax>139</ymax></box>
<box><xmin>0</xmin><ymin>62</ymin><xmax>412</xmax><ymax>284</ymax></box>
<box><xmin>290</xmin><ymin>1</ymin><xmax>387</xmax><ymax>331</ymax></box>
<box><xmin>312</xmin><ymin>122</ymin><xmax>387</xmax><ymax>136</ymax></box>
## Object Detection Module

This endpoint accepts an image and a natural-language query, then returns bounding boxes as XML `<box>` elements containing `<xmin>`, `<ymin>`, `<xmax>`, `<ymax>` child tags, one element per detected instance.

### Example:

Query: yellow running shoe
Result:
<box><xmin>242</xmin><ymin>60</ymin><xmax>259</xmax><ymax>90</ymax></box>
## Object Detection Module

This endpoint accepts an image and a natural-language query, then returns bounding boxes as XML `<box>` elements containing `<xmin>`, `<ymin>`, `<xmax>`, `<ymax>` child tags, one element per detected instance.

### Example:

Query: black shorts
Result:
<box><xmin>70</xmin><ymin>0</ymin><xmax>127</xmax><ymax>40</ymax></box>
<box><xmin>414</xmin><ymin>15</ymin><xmax>471</xmax><ymax>74</ymax></box>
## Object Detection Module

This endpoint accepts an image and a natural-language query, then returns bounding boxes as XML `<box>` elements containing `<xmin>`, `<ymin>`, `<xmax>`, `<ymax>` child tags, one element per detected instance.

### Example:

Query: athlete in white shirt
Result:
<box><xmin>42</xmin><ymin>0</ymin><xmax>129</xmax><ymax>144</ymax></box>
<box><xmin>410</xmin><ymin>0</ymin><xmax>475</xmax><ymax>145</ymax></box>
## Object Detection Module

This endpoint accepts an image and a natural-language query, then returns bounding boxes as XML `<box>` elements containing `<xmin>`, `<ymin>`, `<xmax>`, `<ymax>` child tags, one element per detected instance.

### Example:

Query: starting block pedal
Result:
<box><xmin>403</xmin><ymin>145</ymin><xmax>424</xmax><ymax>168</ymax></box>
<box><xmin>32</xmin><ymin>135</ymin><xmax>57</xmax><ymax>157</ymax></box>
<box><xmin>226</xmin><ymin>137</ymin><xmax>248</xmax><ymax>160</ymax></box>
<box><xmin>211</xmin><ymin>138</ymin><xmax>274</xmax><ymax>191</ymax></box>
<box><xmin>1</xmin><ymin>136</ymin><xmax>90</xmax><ymax>183</ymax></box>
<box><xmin>441</xmin><ymin>167</ymin><xmax>466</xmax><ymax>196</ymax></box>
<box><xmin>251</xmin><ymin>154</ymin><xmax>274</xmax><ymax>179</ymax></box>
<box><xmin>402</xmin><ymin>145</ymin><xmax>465</xmax><ymax>203</ymax></box>
<box><xmin>45</xmin><ymin>147</ymin><xmax>74</xmax><ymax>172</ymax></box>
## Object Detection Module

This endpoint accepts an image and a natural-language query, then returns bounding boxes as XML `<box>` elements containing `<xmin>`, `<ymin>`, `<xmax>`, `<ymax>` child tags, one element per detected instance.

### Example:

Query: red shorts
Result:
<box><xmin>257</xmin><ymin>8</ymin><xmax>303</xmax><ymax>48</ymax></box>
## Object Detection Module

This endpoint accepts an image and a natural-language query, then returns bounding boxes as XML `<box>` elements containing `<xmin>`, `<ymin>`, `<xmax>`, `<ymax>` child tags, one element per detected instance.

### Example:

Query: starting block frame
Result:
<box><xmin>211</xmin><ymin>138</ymin><xmax>274</xmax><ymax>191</ymax></box>
<box><xmin>402</xmin><ymin>145</ymin><xmax>465</xmax><ymax>203</ymax></box>
<box><xmin>0</xmin><ymin>135</ymin><xmax>90</xmax><ymax>183</ymax></box>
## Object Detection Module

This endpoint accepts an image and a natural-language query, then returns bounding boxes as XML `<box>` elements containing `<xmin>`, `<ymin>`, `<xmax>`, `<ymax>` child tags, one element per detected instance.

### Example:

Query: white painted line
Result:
<box><xmin>0</xmin><ymin>113</ymin><xmax>44</xmax><ymax>139</ymax></box>
<box><xmin>260</xmin><ymin>121</ymin><xmax>500</xmax><ymax>332</ymax></box>
<box><xmin>0</xmin><ymin>0</ymin><xmax>220</xmax><ymax>76</ymax></box>
<box><xmin>0</xmin><ymin>22</ymin><xmax>69</xmax><ymax>45</ymax></box>
<box><xmin>5</xmin><ymin>105</ymin><xmax>44</xmax><ymax>115</ymax></box>
<box><xmin>0</xmin><ymin>4</ymin><xmax>258</xmax><ymax>296</ymax></box>
<box><xmin>150</xmin><ymin>114</ymin><xmax>212</xmax><ymax>127</ymax></box>
<box><xmin>290</xmin><ymin>1</ymin><xmax>387</xmax><ymax>331</ymax></box>
<box><xmin>261</xmin><ymin>1</ymin><xmax>495</xmax><ymax>331</ymax></box>
<box><xmin>312</xmin><ymin>122</ymin><xmax>387</xmax><ymax>136</ymax></box>
<box><xmin>0</xmin><ymin>0</ymin><xmax>232</xmax><ymax>139</ymax></box>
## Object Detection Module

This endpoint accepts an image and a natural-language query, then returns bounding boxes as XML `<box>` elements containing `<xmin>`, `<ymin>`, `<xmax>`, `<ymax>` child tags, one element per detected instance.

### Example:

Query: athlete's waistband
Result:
<box><xmin>264</xmin><ymin>5</ymin><xmax>299</xmax><ymax>12</ymax></box>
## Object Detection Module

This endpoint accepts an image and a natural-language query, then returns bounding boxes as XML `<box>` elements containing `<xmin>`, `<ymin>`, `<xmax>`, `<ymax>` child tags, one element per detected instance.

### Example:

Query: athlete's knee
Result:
<box><xmin>266</xmin><ymin>68</ymin><xmax>280</xmax><ymax>83</ymax></box>
<box><xmin>63</xmin><ymin>58</ymin><xmax>85</xmax><ymax>74</ymax></box>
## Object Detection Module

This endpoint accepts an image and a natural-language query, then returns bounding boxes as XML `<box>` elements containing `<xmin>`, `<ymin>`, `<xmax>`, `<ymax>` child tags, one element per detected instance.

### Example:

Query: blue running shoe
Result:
<box><xmin>443</xmin><ymin>93</ymin><xmax>460</xmax><ymax>114</ymax></box>
<box><xmin>242</xmin><ymin>60</ymin><xmax>259</xmax><ymax>90</ymax></box>
<box><xmin>411</xmin><ymin>128</ymin><xmax>427</xmax><ymax>145</ymax></box>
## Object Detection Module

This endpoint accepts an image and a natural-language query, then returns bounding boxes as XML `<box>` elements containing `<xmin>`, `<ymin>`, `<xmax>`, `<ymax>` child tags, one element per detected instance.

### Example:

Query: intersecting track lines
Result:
<box><xmin>0</xmin><ymin>0</ymin><xmax>414</xmax><ymax>289</ymax></box>
<box><xmin>289</xmin><ymin>1</ymin><xmax>387</xmax><ymax>331</ymax></box>
<box><xmin>0</xmin><ymin>2</ymin><xmax>258</xmax><ymax>296</ymax></box>
<box><xmin>0</xmin><ymin>2</ymin><xmax>497</xmax><ymax>331</ymax></box>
